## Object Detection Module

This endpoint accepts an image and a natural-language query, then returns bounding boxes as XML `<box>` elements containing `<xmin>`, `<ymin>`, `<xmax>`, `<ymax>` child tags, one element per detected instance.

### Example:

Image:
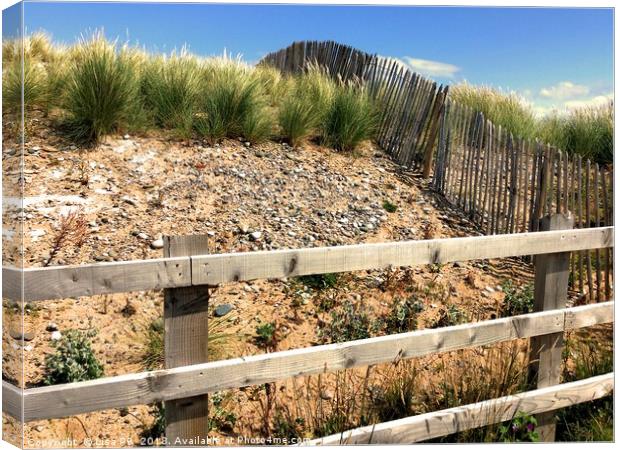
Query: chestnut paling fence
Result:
<box><xmin>260</xmin><ymin>40</ymin><xmax>613</xmax><ymax>305</ymax></box>
<box><xmin>2</xmin><ymin>222</ymin><xmax>614</xmax><ymax>444</ymax></box>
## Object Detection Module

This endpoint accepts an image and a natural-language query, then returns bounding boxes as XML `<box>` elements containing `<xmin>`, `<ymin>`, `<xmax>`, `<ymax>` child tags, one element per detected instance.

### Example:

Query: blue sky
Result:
<box><xmin>14</xmin><ymin>1</ymin><xmax>615</xmax><ymax>115</ymax></box>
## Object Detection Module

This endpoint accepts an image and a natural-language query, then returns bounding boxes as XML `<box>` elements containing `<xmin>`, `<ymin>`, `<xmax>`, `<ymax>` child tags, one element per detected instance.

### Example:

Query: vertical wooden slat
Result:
<box><xmin>585</xmin><ymin>159</ymin><xmax>593</xmax><ymax>302</ymax></box>
<box><xmin>577</xmin><ymin>156</ymin><xmax>584</xmax><ymax>295</ymax></box>
<box><xmin>594</xmin><ymin>164</ymin><xmax>601</xmax><ymax>302</ymax></box>
<box><xmin>601</xmin><ymin>168</ymin><xmax>612</xmax><ymax>300</ymax></box>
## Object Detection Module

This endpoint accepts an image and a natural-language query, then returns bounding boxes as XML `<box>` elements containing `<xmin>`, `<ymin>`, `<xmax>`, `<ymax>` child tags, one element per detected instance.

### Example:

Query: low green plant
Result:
<box><xmin>382</xmin><ymin>200</ymin><xmax>398</xmax><ymax>213</ymax></box>
<box><xmin>62</xmin><ymin>34</ymin><xmax>140</xmax><ymax>144</ymax></box>
<box><xmin>321</xmin><ymin>81</ymin><xmax>378</xmax><ymax>152</ymax></box>
<box><xmin>498</xmin><ymin>412</ymin><xmax>539</xmax><ymax>442</ymax></box>
<box><xmin>272</xmin><ymin>407</ymin><xmax>305</xmax><ymax>442</ymax></box>
<box><xmin>381</xmin><ymin>295</ymin><xmax>424</xmax><ymax>334</ymax></box>
<box><xmin>208</xmin><ymin>392</ymin><xmax>238</xmax><ymax>433</ymax></box>
<box><xmin>501</xmin><ymin>280</ymin><xmax>534</xmax><ymax>317</ymax></box>
<box><xmin>43</xmin><ymin>329</ymin><xmax>104</xmax><ymax>385</ymax></box>
<box><xmin>430</xmin><ymin>304</ymin><xmax>465</xmax><ymax>328</ymax></box>
<box><xmin>255</xmin><ymin>322</ymin><xmax>277</xmax><ymax>349</ymax></box>
<box><xmin>319</xmin><ymin>301</ymin><xmax>375</xmax><ymax>343</ymax></box>
<box><xmin>297</xmin><ymin>273</ymin><xmax>340</xmax><ymax>290</ymax></box>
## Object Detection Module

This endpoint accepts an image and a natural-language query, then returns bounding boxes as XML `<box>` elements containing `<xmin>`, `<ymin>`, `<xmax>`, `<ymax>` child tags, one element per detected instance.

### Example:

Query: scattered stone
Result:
<box><xmin>250</xmin><ymin>231</ymin><xmax>262</xmax><ymax>241</ymax></box>
<box><xmin>485</xmin><ymin>286</ymin><xmax>495</xmax><ymax>293</ymax></box>
<box><xmin>453</xmin><ymin>261</ymin><xmax>466</xmax><ymax>268</ymax></box>
<box><xmin>50</xmin><ymin>331</ymin><xmax>62</xmax><ymax>341</ymax></box>
<box><xmin>150</xmin><ymin>238</ymin><xmax>164</xmax><ymax>249</ymax></box>
<box><xmin>122</xmin><ymin>196</ymin><xmax>138</xmax><ymax>207</ymax></box>
<box><xmin>123</xmin><ymin>134</ymin><xmax>130</xmax><ymax>140</ymax></box>
<box><xmin>9</xmin><ymin>330</ymin><xmax>35</xmax><ymax>341</ymax></box>
<box><xmin>214</xmin><ymin>304</ymin><xmax>234</xmax><ymax>317</ymax></box>
<box><xmin>45</xmin><ymin>322</ymin><xmax>59</xmax><ymax>332</ymax></box>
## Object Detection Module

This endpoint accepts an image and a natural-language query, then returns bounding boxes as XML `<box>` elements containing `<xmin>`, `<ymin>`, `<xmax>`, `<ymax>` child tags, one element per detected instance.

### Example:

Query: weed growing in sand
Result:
<box><xmin>208</xmin><ymin>392</ymin><xmax>238</xmax><ymax>433</ymax></box>
<box><xmin>141</xmin><ymin>402</ymin><xmax>166</xmax><ymax>442</ymax></box>
<box><xmin>142</xmin><ymin>314</ymin><xmax>237</xmax><ymax>369</ymax></box>
<box><xmin>380</xmin><ymin>295</ymin><xmax>424</xmax><ymax>334</ymax></box>
<box><xmin>501</xmin><ymin>280</ymin><xmax>534</xmax><ymax>317</ymax></box>
<box><xmin>44</xmin><ymin>329</ymin><xmax>104</xmax><ymax>385</ymax></box>
<box><xmin>319</xmin><ymin>301</ymin><xmax>375</xmax><ymax>343</ymax></box>
<box><xmin>255</xmin><ymin>322</ymin><xmax>278</xmax><ymax>350</ymax></box>
<box><xmin>297</xmin><ymin>273</ymin><xmax>340</xmax><ymax>291</ymax></box>
<box><xmin>45</xmin><ymin>209</ymin><xmax>89</xmax><ymax>267</ymax></box>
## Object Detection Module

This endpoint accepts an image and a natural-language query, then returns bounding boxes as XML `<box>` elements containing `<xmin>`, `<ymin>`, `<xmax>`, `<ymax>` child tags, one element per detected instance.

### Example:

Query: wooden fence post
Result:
<box><xmin>163</xmin><ymin>235</ymin><xmax>210</xmax><ymax>445</ymax></box>
<box><xmin>528</xmin><ymin>213</ymin><xmax>574</xmax><ymax>441</ymax></box>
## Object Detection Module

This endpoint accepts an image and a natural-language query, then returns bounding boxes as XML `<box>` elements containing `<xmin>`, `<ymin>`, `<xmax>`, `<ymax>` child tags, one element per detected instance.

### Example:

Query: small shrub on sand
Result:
<box><xmin>380</xmin><ymin>295</ymin><xmax>424</xmax><ymax>334</ymax></box>
<box><xmin>141</xmin><ymin>51</ymin><xmax>201</xmax><ymax>137</ymax></box>
<box><xmin>321</xmin><ymin>81</ymin><xmax>378</xmax><ymax>152</ymax></box>
<box><xmin>44</xmin><ymin>329</ymin><xmax>104</xmax><ymax>385</ymax></box>
<box><xmin>62</xmin><ymin>34</ymin><xmax>140</xmax><ymax>144</ymax></box>
<box><xmin>501</xmin><ymin>280</ymin><xmax>534</xmax><ymax>317</ymax></box>
<box><xmin>319</xmin><ymin>301</ymin><xmax>374</xmax><ymax>343</ymax></box>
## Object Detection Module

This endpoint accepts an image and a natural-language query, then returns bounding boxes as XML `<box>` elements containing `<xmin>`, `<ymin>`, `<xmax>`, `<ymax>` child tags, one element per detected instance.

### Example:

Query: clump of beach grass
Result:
<box><xmin>194</xmin><ymin>55</ymin><xmax>273</xmax><ymax>144</ymax></box>
<box><xmin>278</xmin><ymin>64</ymin><xmax>335</xmax><ymax>146</ymax></box>
<box><xmin>450</xmin><ymin>82</ymin><xmax>537</xmax><ymax>140</ymax></box>
<box><xmin>62</xmin><ymin>33</ymin><xmax>141</xmax><ymax>144</ymax></box>
<box><xmin>321</xmin><ymin>80</ymin><xmax>379</xmax><ymax>152</ymax></box>
<box><xmin>141</xmin><ymin>50</ymin><xmax>201</xmax><ymax>138</ymax></box>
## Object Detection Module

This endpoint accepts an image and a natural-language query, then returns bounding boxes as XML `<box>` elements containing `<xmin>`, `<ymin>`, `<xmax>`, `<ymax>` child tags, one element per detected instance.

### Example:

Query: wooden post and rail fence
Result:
<box><xmin>2</xmin><ymin>218</ymin><xmax>614</xmax><ymax>444</ymax></box>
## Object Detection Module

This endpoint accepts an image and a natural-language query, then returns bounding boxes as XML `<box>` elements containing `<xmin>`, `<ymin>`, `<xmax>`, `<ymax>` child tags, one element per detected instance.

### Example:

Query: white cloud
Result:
<box><xmin>564</xmin><ymin>93</ymin><xmax>613</xmax><ymax>110</ymax></box>
<box><xmin>539</xmin><ymin>81</ymin><xmax>590</xmax><ymax>100</ymax></box>
<box><xmin>397</xmin><ymin>56</ymin><xmax>460</xmax><ymax>78</ymax></box>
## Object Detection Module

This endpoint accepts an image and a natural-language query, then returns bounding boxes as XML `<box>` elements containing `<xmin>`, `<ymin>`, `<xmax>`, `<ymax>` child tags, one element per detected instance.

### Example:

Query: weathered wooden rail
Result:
<box><xmin>2</xmin><ymin>218</ymin><xmax>614</xmax><ymax>444</ymax></box>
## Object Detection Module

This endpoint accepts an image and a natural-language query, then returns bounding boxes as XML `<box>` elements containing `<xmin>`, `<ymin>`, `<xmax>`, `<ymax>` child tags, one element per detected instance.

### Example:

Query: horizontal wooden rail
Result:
<box><xmin>2</xmin><ymin>301</ymin><xmax>612</xmax><ymax>422</ymax></box>
<box><xmin>2</xmin><ymin>227</ymin><xmax>613</xmax><ymax>301</ymax></box>
<box><xmin>307</xmin><ymin>373</ymin><xmax>614</xmax><ymax>445</ymax></box>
